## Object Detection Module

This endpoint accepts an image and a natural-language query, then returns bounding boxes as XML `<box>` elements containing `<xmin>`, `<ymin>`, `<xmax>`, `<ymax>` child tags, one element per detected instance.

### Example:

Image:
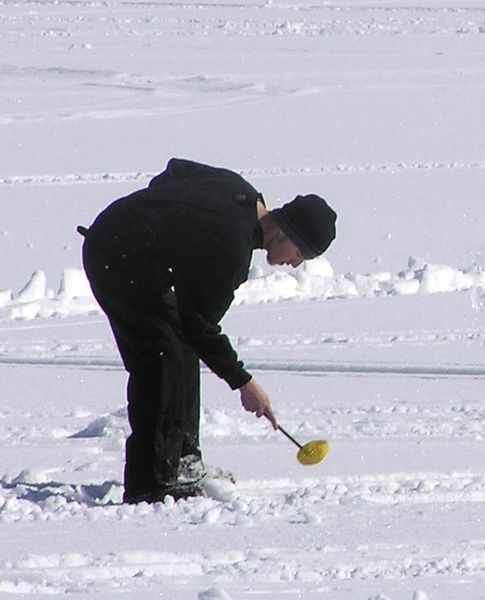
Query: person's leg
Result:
<box><xmin>180</xmin><ymin>342</ymin><xmax>201</xmax><ymax>459</ymax></box>
<box><xmin>175</xmin><ymin>341</ymin><xmax>206</xmax><ymax>485</ymax></box>
<box><xmin>152</xmin><ymin>290</ymin><xmax>202</xmax><ymax>464</ymax></box>
<box><xmin>83</xmin><ymin>238</ymin><xmax>203</xmax><ymax>502</ymax></box>
<box><xmin>104</xmin><ymin>304</ymin><xmax>196</xmax><ymax>501</ymax></box>
<box><xmin>123</xmin><ymin>367</ymin><xmax>164</xmax><ymax>499</ymax></box>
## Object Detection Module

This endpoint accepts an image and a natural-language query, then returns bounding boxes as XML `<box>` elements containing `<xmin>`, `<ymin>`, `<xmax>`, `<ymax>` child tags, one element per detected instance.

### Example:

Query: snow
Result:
<box><xmin>1</xmin><ymin>1</ymin><xmax>485</xmax><ymax>598</ymax></box>
<box><xmin>2</xmin><ymin>255</ymin><xmax>485</xmax><ymax>321</ymax></box>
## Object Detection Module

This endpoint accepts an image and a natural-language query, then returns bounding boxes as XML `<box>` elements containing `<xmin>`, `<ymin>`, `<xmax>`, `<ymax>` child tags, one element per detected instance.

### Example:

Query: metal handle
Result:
<box><xmin>278</xmin><ymin>425</ymin><xmax>303</xmax><ymax>449</ymax></box>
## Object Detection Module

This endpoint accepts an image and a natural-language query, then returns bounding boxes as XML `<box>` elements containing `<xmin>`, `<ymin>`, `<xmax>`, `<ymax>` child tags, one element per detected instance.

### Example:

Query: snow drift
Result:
<box><xmin>1</xmin><ymin>257</ymin><xmax>484</xmax><ymax>322</ymax></box>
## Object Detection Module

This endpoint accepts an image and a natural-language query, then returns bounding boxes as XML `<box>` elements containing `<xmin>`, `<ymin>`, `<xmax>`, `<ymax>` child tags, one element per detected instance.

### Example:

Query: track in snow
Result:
<box><xmin>1</xmin><ymin>353</ymin><xmax>485</xmax><ymax>380</ymax></box>
<box><xmin>2</xmin><ymin>160</ymin><xmax>485</xmax><ymax>186</ymax></box>
<box><xmin>0</xmin><ymin>540</ymin><xmax>483</xmax><ymax>595</ymax></box>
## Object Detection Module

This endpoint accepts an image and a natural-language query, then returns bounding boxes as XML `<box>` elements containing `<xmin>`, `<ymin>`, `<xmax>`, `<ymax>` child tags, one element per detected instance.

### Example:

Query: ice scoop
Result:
<box><xmin>278</xmin><ymin>425</ymin><xmax>329</xmax><ymax>466</ymax></box>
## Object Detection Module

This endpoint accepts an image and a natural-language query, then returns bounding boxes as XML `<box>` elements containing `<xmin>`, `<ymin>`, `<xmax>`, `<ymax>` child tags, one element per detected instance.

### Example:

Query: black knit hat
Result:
<box><xmin>271</xmin><ymin>194</ymin><xmax>337</xmax><ymax>259</ymax></box>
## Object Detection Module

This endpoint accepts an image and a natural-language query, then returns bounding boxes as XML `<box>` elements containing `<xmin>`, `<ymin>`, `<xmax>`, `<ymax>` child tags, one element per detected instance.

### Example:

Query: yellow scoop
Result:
<box><xmin>296</xmin><ymin>440</ymin><xmax>329</xmax><ymax>465</ymax></box>
<box><xmin>278</xmin><ymin>425</ymin><xmax>329</xmax><ymax>466</ymax></box>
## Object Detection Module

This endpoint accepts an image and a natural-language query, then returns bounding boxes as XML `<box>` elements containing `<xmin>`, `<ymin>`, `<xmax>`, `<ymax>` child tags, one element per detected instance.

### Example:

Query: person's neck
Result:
<box><xmin>258</xmin><ymin>207</ymin><xmax>280</xmax><ymax>251</ymax></box>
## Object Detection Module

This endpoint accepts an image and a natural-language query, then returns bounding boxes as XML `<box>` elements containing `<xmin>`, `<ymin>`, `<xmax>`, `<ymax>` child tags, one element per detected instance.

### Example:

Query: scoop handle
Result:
<box><xmin>278</xmin><ymin>425</ymin><xmax>303</xmax><ymax>449</ymax></box>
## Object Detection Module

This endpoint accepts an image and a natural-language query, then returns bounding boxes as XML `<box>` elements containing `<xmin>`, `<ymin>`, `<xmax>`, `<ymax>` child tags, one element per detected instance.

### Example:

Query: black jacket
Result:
<box><xmin>87</xmin><ymin>158</ymin><xmax>264</xmax><ymax>389</ymax></box>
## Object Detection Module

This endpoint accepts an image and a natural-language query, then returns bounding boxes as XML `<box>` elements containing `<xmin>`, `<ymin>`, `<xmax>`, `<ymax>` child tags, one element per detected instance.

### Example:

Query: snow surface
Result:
<box><xmin>1</xmin><ymin>1</ymin><xmax>484</xmax><ymax>598</ymax></box>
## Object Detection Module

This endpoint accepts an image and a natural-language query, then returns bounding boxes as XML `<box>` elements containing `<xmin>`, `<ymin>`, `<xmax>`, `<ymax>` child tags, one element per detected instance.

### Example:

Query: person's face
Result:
<box><xmin>266</xmin><ymin>234</ymin><xmax>305</xmax><ymax>268</ymax></box>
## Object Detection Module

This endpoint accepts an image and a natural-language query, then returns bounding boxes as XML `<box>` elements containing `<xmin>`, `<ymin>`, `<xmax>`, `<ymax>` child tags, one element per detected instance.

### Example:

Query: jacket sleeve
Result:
<box><xmin>170</xmin><ymin>245</ymin><xmax>252</xmax><ymax>390</ymax></box>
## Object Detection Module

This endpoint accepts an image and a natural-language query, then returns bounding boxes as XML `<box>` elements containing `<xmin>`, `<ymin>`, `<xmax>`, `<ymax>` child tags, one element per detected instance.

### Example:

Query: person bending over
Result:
<box><xmin>79</xmin><ymin>158</ymin><xmax>337</xmax><ymax>504</ymax></box>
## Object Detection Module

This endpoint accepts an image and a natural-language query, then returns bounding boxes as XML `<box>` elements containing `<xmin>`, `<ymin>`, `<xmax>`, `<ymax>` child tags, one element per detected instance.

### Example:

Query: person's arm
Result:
<box><xmin>170</xmin><ymin>245</ymin><xmax>255</xmax><ymax>388</ymax></box>
<box><xmin>175</xmin><ymin>275</ymin><xmax>278</xmax><ymax>428</ymax></box>
<box><xmin>166</xmin><ymin>206</ymin><xmax>278</xmax><ymax>423</ymax></box>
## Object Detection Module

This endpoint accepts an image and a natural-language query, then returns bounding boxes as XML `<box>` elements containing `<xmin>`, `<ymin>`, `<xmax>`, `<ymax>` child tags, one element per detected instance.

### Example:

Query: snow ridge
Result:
<box><xmin>1</xmin><ymin>257</ymin><xmax>484</xmax><ymax>322</ymax></box>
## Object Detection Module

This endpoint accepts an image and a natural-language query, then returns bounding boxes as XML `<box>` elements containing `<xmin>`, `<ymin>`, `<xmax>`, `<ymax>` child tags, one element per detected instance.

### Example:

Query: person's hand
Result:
<box><xmin>239</xmin><ymin>378</ymin><xmax>278</xmax><ymax>430</ymax></box>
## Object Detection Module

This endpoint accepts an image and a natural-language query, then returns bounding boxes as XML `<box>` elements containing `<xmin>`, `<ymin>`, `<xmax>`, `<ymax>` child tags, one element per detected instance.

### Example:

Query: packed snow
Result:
<box><xmin>2</xmin><ymin>255</ymin><xmax>485</xmax><ymax>322</ymax></box>
<box><xmin>1</xmin><ymin>1</ymin><xmax>484</xmax><ymax>599</ymax></box>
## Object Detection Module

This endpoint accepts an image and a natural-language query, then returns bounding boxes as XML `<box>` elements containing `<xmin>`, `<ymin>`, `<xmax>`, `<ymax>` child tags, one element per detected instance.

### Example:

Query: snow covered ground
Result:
<box><xmin>1</xmin><ymin>1</ymin><xmax>484</xmax><ymax>598</ymax></box>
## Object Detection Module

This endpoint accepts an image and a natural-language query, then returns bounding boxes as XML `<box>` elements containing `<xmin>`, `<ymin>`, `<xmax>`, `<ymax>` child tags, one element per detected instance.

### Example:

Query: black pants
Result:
<box><xmin>82</xmin><ymin>232</ymin><xmax>201</xmax><ymax>497</ymax></box>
